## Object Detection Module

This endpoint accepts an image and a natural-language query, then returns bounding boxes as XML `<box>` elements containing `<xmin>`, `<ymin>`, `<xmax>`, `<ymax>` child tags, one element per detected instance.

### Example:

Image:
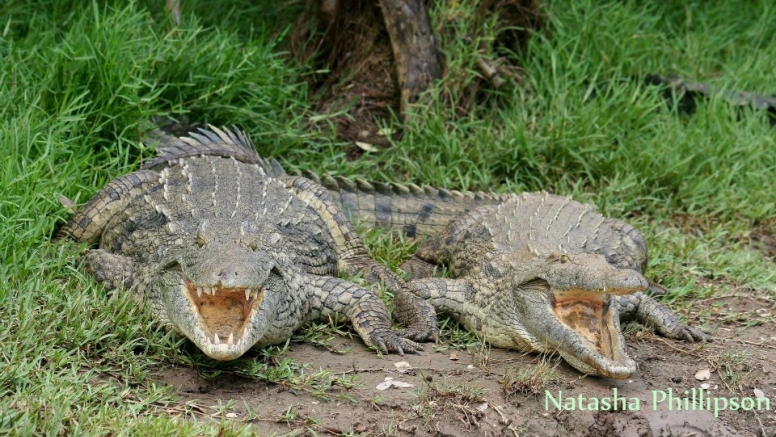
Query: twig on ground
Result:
<box><xmin>652</xmin><ymin>338</ymin><xmax>705</xmax><ymax>358</ymax></box>
<box><xmin>476</xmin><ymin>56</ymin><xmax>506</xmax><ymax>88</ymax></box>
<box><xmin>493</xmin><ymin>405</ymin><xmax>520</xmax><ymax>437</ymax></box>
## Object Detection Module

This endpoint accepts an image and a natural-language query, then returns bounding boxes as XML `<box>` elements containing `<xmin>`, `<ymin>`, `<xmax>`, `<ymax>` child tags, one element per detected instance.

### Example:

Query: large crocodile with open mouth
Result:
<box><xmin>306</xmin><ymin>176</ymin><xmax>709</xmax><ymax>378</ymax></box>
<box><xmin>56</xmin><ymin>126</ymin><xmax>436</xmax><ymax>360</ymax></box>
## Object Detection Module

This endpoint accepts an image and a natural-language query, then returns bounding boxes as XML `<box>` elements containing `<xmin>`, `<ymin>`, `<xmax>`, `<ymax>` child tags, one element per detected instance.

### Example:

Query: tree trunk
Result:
<box><xmin>378</xmin><ymin>0</ymin><xmax>444</xmax><ymax>117</ymax></box>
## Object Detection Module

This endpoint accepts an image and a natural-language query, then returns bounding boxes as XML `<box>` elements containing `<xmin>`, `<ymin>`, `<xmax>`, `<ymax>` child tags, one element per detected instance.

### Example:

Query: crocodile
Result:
<box><xmin>304</xmin><ymin>175</ymin><xmax>708</xmax><ymax>378</ymax></box>
<box><xmin>56</xmin><ymin>126</ymin><xmax>436</xmax><ymax>360</ymax></box>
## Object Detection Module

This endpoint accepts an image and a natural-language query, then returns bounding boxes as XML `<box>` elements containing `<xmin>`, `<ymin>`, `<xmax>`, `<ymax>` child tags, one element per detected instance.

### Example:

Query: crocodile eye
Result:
<box><xmin>249</xmin><ymin>240</ymin><xmax>258</xmax><ymax>251</ymax></box>
<box><xmin>196</xmin><ymin>234</ymin><xmax>205</xmax><ymax>248</ymax></box>
<box><xmin>559</xmin><ymin>254</ymin><xmax>570</xmax><ymax>263</ymax></box>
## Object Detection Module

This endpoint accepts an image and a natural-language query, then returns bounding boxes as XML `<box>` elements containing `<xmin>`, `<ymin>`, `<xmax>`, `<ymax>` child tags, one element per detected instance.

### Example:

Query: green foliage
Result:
<box><xmin>2</xmin><ymin>0</ymin><xmax>775</xmax><ymax>434</ymax></box>
<box><xmin>0</xmin><ymin>1</ymin><xmax>316</xmax><ymax>434</ymax></box>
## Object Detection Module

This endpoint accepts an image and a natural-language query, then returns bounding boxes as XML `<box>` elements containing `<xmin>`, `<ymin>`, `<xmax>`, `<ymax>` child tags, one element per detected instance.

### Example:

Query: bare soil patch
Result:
<box><xmin>155</xmin><ymin>296</ymin><xmax>775</xmax><ymax>436</ymax></box>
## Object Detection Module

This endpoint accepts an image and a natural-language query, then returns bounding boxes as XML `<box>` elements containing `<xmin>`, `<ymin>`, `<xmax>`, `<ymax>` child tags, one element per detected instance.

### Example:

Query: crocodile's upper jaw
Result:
<box><xmin>551</xmin><ymin>291</ymin><xmax>636</xmax><ymax>378</ymax></box>
<box><xmin>175</xmin><ymin>282</ymin><xmax>266</xmax><ymax>360</ymax></box>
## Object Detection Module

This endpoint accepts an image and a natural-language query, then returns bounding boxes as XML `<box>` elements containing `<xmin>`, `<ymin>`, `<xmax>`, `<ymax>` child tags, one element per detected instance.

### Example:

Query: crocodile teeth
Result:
<box><xmin>228</xmin><ymin>333</ymin><xmax>235</xmax><ymax>346</ymax></box>
<box><xmin>214</xmin><ymin>333</ymin><xmax>221</xmax><ymax>345</ymax></box>
<box><xmin>196</xmin><ymin>287</ymin><xmax>203</xmax><ymax>298</ymax></box>
<box><xmin>245</xmin><ymin>289</ymin><xmax>251</xmax><ymax>301</ymax></box>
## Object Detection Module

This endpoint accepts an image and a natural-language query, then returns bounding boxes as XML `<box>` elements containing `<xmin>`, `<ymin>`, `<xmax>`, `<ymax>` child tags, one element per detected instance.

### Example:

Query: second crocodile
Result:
<box><xmin>309</xmin><ymin>175</ymin><xmax>709</xmax><ymax>378</ymax></box>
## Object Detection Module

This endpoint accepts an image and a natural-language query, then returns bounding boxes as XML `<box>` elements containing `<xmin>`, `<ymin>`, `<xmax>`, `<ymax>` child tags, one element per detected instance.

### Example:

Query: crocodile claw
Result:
<box><xmin>663</xmin><ymin>323</ymin><xmax>712</xmax><ymax>343</ymax></box>
<box><xmin>395</xmin><ymin>325</ymin><xmax>438</xmax><ymax>343</ymax></box>
<box><xmin>370</xmin><ymin>330</ymin><xmax>424</xmax><ymax>355</ymax></box>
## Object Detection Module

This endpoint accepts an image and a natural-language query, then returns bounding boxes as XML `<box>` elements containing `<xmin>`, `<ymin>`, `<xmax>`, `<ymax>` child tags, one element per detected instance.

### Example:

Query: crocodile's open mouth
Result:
<box><xmin>551</xmin><ymin>288</ymin><xmax>634</xmax><ymax>378</ymax></box>
<box><xmin>553</xmin><ymin>292</ymin><xmax>621</xmax><ymax>361</ymax></box>
<box><xmin>182</xmin><ymin>283</ymin><xmax>264</xmax><ymax>348</ymax></box>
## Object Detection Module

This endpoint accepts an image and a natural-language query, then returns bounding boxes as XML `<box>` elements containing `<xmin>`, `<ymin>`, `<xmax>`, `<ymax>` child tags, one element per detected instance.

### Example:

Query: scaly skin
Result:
<box><xmin>57</xmin><ymin>126</ymin><xmax>435</xmax><ymax>360</ymax></box>
<box><xmin>301</xmin><ymin>171</ymin><xmax>510</xmax><ymax>239</ymax></box>
<box><xmin>318</xmin><ymin>184</ymin><xmax>709</xmax><ymax>378</ymax></box>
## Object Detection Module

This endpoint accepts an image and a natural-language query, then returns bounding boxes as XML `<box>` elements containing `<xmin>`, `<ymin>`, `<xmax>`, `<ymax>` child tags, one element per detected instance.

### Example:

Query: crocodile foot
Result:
<box><xmin>652</xmin><ymin>315</ymin><xmax>711</xmax><ymax>343</ymax></box>
<box><xmin>618</xmin><ymin>292</ymin><xmax>712</xmax><ymax>343</ymax></box>
<box><xmin>393</xmin><ymin>290</ymin><xmax>438</xmax><ymax>343</ymax></box>
<box><xmin>369</xmin><ymin>329</ymin><xmax>424</xmax><ymax>355</ymax></box>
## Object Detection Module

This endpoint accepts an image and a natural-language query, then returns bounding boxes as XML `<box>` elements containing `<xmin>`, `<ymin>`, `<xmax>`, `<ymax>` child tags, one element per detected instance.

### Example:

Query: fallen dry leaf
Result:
<box><xmin>694</xmin><ymin>368</ymin><xmax>711</xmax><ymax>381</ymax></box>
<box><xmin>394</xmin><ymin>361</ymin><xmax>412</xmax><ymax>373</ymax></box>
<box><xmin>355</xmin><ymin>141</ymin><xmax>379</xmax><ymax>153</ymax></box>
<box><xmin>58</xmin><ymin>195</ymin><xmax>75</xmax><ymax>209</ymax></box>
<box><xmin>376</xmin><ymin>377</ymin><xmax>414</xmax><ymax>391</ymax></box>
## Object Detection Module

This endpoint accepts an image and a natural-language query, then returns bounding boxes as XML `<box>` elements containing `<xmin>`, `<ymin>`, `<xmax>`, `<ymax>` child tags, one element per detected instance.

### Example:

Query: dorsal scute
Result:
<box><xmin>141</xmin><ymin>125</ymin><xmax>286</xmax><ymax>178</ymax></box>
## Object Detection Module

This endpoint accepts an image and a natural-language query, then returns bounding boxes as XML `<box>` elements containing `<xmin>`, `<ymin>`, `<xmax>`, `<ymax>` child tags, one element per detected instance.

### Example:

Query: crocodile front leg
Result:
<box><xmin>307</xmin><ymin>276</ymin><xmax>424</xmax><ymax>354</ymax></box>
<box><xmin>402</xmin><ymin>277</ymin><xmax>472</xmax><ymax>317</ymax></box>
<box><xmin>616</xmin><ymin>292</ymin><xmax>709</xmax><ymax>342</ymax></box>
<box><xmin>284</xmin><ymin>176</ymin><xmax>438</xmax><ymax>342</ymax></box>
<box><xmin>283</xmin><ymin>176</ymin><xmax>401</xmax><ymax>286</ymax></box>
<box><xmin>82</xmin><ymin>248</ymin><xmax>136</xmax><ymax>291</ymax></box>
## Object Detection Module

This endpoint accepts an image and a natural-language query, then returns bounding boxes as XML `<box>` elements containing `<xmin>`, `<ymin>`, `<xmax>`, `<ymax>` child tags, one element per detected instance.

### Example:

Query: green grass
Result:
<box><xmin>2</xmin><ymin>0</ymin><xmax>776</xmax><ymax>434</ymax></box>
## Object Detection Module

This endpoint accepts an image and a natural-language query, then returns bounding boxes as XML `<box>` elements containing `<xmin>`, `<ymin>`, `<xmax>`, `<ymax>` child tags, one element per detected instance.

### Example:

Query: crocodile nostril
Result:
<box><xmin>218</xmin><ymin>269</ymin><xmax>238</xmax><ymax>279</ymax></box>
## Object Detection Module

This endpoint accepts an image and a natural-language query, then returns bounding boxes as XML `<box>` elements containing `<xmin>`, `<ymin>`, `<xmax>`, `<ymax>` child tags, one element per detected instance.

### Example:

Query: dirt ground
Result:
<box><xmin>156</xmin><ymin>294</ymin><xmax>776</xmax><ymax>437</ymax></box>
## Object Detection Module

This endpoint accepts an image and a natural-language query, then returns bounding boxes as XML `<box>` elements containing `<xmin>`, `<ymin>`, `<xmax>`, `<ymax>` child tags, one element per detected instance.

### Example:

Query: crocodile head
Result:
<box><xmin>498</xmin><ymin>249</ymin><xmax>647</xmax><ymax>378</ymax></box>
<box><xmin>149</xmin><ymin>220</ymin><xmax>303</xmax><ymax>360</ymax></box>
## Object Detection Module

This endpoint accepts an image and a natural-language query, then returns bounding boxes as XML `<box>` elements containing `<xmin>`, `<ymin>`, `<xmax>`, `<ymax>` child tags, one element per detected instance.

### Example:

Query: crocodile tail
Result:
<box><xmin>55</xmin><ymin>169</ymin><xmax>161</xmax><ymax>244</ymax></box>
<box><xmin>141</xmin><ymin>126</ymin><xmax>286</xmax><ymax>178</ymax></box>
<box><xmin>300</xmin><ymin>171</ymin><xmax>510</xmax><ymax>238</ymax></box>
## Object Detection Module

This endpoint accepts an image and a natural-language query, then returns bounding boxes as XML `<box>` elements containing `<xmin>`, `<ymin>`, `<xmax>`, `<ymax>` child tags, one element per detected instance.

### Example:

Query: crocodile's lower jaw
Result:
<box><xmin>553</xmin><ymin>291</ymin><xmax>634</xmax><ymax>378</ymax></box>
<box><xmin>181</xmin><ymin>283</ymin><xmax>264</xmax><ymax>360</ymax></box>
